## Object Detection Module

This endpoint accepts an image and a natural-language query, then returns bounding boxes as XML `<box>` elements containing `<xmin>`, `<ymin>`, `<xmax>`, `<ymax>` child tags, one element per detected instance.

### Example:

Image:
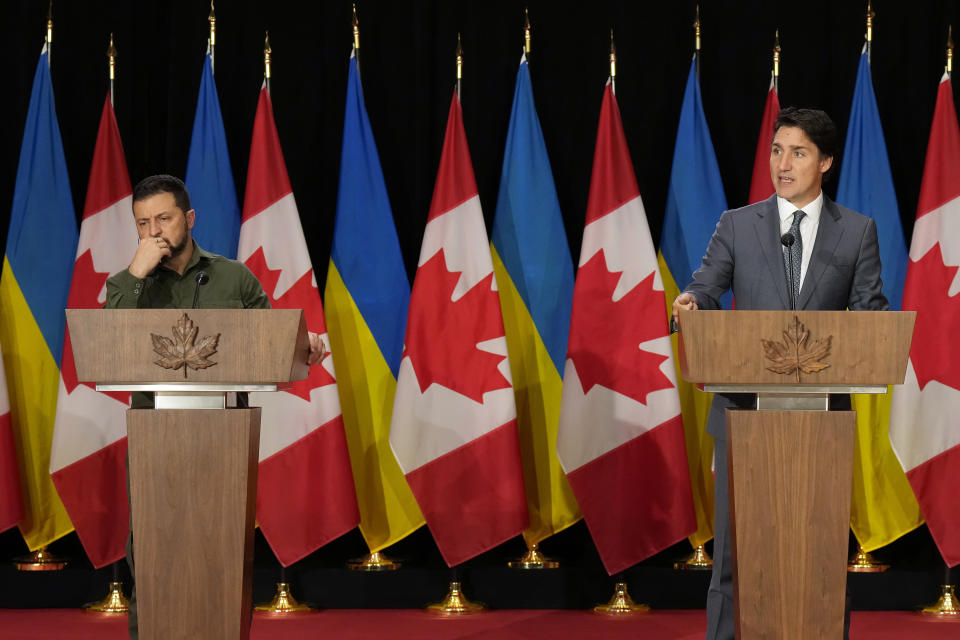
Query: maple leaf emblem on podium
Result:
<box><xmin>151</xmin><ymin>313</ymin><xmax>220</xmax><ymax>378</ymax></box>
<box><xmin>761</xmin><ymin>316</ymin><xmax>831</xmax><ymax>382</ymax></box>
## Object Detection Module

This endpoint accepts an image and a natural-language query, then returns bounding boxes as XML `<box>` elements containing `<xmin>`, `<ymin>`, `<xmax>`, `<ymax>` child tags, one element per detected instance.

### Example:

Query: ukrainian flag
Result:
<box><xmin>185</xmin><ymin>49</ymin><xmax>240</xmax><ymax>259</ymax></box>
<box><xmin>491</xmin><ymin>54</ymin><xmax>580</xmax><ymax>547</ymax></box>
<box><xmin>324</xmin><ymin>49</ymin><xmax>424</xmax><ymax>552</ymax></box>
<box><xmin>836</xmin><ymin>49</ymin><xmax>922</xmax><ymax>552</ymax></box>
<box><xmin>657</xmin><ymin>58</ymin><xmax>727</xmax><ymax>548</ymax></box>
<box><xmin>0</xmin><ymin>45</ymin><xmax>78</xmax><ymax>549</ymax></box>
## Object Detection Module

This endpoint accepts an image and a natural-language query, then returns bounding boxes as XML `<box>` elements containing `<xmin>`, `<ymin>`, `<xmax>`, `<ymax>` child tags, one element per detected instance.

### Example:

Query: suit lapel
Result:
<box><xmin>754</xmin><ymin>195</ymin><xmax>791</xmax><ymax>309</ymax></box>
<box><xmin>798</xmin><ymin>197</ymin><xmax>844</xmax><ymax>309</ymax></box>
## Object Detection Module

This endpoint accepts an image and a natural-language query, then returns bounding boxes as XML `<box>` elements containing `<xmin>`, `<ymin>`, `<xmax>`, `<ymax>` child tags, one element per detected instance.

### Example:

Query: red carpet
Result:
<box><xmin>0</xmin><ymin>609</ymin><xmax>958</xmax><ymax>639</ymax></box>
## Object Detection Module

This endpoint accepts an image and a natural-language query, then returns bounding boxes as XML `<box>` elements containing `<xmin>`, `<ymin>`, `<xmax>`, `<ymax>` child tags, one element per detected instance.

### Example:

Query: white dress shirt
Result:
<box><xmin>776</xmin><ymin>192</ymin><xmax>823</xmax><ymax>288</ymax></box>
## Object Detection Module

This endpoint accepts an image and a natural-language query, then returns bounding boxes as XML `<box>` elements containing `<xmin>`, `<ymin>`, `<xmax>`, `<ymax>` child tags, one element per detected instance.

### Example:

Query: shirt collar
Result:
<box><xmin>777</xmin><ymin>191</ymin><xmax>823</xmax><ymax>226</ymax></box>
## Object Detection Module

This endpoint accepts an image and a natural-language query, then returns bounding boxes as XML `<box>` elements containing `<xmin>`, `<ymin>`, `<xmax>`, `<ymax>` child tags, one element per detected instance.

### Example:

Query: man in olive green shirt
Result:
<box><xmin>110</xmin><ymin>174</ymin><xmax>323</xmax><ymax>639</ymax></box>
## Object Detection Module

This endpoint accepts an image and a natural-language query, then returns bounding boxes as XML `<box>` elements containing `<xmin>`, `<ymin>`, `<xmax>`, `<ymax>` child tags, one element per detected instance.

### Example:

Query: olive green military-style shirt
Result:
<box><xmin>105</xmin><ymin>240</ymin><xmax>270</xmax><ymax>408</ymax></box>
<box><xmin>106</xmin><ymin>240</ymin><xmax>270</xmax><ymax>310</ymax></box>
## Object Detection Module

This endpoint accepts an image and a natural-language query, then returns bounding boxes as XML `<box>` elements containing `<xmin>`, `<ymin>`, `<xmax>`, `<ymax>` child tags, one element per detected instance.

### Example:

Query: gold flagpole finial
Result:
<box><xmin>353</xmin><ymin>4</ymin><xmax>360</xmax><ymax>51</ymax></box>
<box><xmin>609</xmin><ymin>29</ymin><xmax>617</xmax><ymax>79</ymax></box>
<box><xmin>456</xmin><ymin>33</ymin><xmax>463</xmax><ymax>81</ymax></box>
<box><xmin>773</xmin><ymin>29</ymin><xmax>781</xmax><ymax>79</ymax></box>
<box><xmin>208</xmin><ymin>1</ymin><xmax>216</xmax><ymax>47</ymax></box>
<box><xmin>107</xmin><ymin>32</ymin><xmax>117</xmax><ymax>107</ymax></box>
<box><xmin>948</xmin><ymin>25</ymin><xmax>954</xmax><ymax>75</ymax></box>
<box><xmin>693</xmin><ymin>5</ymin><xmax>701</xmax><ymax>53</ymax></box>
<box><xmin>524</xmin><ymin>7</ymin><xmax>531</xmax><ymax>55</ymax></box>
<box><xmin>108</xmin><ymin>32</ymin><xmax>117</xmax><ymax>80</ymax></box>
<box><xmin>865</xmin><ymin>1</ymin><xmax>875</xmax><ymax>44</ymax></box>
<box><xmin>264</xmin><ymin>31</ymin><xmax>272</xmax><ymax>80</ymax></box>
<box><xmin>46</xmin><ymin>1</ymin><xmax>53</xmax><ymax>46</ymax></box>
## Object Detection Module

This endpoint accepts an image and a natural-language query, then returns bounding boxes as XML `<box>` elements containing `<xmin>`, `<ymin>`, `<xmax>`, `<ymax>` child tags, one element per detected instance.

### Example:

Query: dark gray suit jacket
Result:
<box><xmin>683</xmin><ymin>193</ymin><xmax>889</xmax><ymax>438</ymax></box>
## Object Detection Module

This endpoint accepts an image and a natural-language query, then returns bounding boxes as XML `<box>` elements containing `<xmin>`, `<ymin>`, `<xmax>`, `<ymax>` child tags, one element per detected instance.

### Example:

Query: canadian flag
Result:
<box><xmin>389</xmin><ymin>92</ymin><xmax>528</xmax><ymax>566</ymax></box>
<box><xmin>748</xmin><ymin>78</ymin><xmax>780</xmax><ymax>204</ymax></box>
<box><xmin>49</xmin><ymin>95</ymin><xmax>136</xmax><ymax>568</ymax></box>
<box><xmin>0</xmin><ymin>336</ymin><xmax>22</xmax><ymax>533</ymax></box>
<box><xmin>239</xmin><ymin>84</ymin><xmax>359</xmax><ymax>566</ymax></box>
<box><xmin>557</xmin><ymin>81</ymin><xmax>695</xmax><ymax>574</ymax></box>
<box><xmin>889</xmin><ymin>71</ymin><xmax>960</xmax><ymax>567</ymax></box>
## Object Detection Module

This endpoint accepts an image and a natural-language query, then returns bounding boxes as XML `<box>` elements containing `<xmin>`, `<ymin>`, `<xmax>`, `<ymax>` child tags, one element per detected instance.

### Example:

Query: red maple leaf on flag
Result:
<box><xmin>245</xmin><ymin>247</ymin><xmax>336</xmax><ymax>401</ymax></box>
<box><xmin>404</xmin><ymin>250</ymin><xmax>511</xmax><ymax>403</ymax></box>
<box><xmin>567</xmin><ymin>250</ymin><xmax>673</xmax><ymax>405</ymax></box>
<box><xmin>904</xmin><ymin>243</ymin><xmax>960</xmax><ymax>391</ymax></box>
<box><xmin>61</xmin><ymin>250</ymin><xmax>128</xmax><ymax>403</ymax></box>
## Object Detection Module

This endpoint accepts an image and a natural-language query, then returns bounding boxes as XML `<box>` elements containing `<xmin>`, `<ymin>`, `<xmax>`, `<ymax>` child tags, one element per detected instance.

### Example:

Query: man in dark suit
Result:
<box><xmin>671</xmin><ymin>107</ymin><xmax>888</xmax><ymax>640</ymax></box>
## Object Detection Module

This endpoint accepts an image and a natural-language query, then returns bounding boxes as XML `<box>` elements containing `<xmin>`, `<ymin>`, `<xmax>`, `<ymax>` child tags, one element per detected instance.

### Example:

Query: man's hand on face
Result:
<box><xmin>671</xmin><ymin>292</ymin><xmax>699</xmax><ymax>327</ymax></box>
<box><xmin>128</xmin><ymin>236</ymin><xmax>172</xmax><ymax>279</ymax></box>
<box><xmin>307</xmin><ymin>331</ymin><xmax>328</xmax><ymax>367</ymax></box>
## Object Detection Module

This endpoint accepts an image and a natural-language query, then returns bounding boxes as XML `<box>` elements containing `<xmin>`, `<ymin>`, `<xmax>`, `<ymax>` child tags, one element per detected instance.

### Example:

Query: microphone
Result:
<box><xmin>192</xmin><ymin>271</ymin><xmax>209</xmax><ymax>309</ymax></box>
<box><xmin>781</xmin><ymin>233</ymin><xmax>796</xmax><ymax>311</ymax></box>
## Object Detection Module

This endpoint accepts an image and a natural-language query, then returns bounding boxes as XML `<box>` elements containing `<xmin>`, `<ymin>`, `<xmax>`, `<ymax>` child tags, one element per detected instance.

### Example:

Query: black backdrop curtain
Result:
<box><xmin>3</xmin><ymin>1</ymin><xmax>960</xmax><ymax>281</ymax></box>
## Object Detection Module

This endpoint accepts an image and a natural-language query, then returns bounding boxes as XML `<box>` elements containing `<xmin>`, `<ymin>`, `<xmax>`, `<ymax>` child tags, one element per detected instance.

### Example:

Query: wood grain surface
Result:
<box><xmin>127</xmin><ymin>408</ymin><xmax>260</xmax><ymax>640</ymax></box>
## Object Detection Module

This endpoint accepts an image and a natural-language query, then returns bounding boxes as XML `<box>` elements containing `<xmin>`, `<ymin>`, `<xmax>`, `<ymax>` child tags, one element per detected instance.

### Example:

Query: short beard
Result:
<box><xmin>160</xmin><ymin>235</ymin><xmax>189</xmax><ymax>262</ymax></box>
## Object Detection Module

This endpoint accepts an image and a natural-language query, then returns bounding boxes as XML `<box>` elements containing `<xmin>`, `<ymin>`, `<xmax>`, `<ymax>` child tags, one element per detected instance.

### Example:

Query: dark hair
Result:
<box><xmin>132</xmin><ymin>174</ymin><xmax>191</xmax><ymax>213</ymax></box>
<box><xmin>773</xmin><ymin>107</ymin><xmax>839</xmax><ymax>180</ymax></box>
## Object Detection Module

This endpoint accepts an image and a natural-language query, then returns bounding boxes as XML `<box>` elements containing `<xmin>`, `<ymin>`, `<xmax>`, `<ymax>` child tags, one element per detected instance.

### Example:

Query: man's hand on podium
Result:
<box><xmin>672</xmin><ymin>292</ymin><xmax>699</xmax><ymax>330</ymax></box>
<box><xmin>307</xmin><ymin>332</ymin><xmax>328</xmax><ymax>367</ymax></box>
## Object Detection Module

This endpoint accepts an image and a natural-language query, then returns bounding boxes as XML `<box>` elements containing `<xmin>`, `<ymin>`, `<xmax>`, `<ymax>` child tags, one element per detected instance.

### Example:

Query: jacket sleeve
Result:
<box><xmin>683</xmin><ymin>210</ymin><xmax>735</xmax><ymax>311</ymax></box>
<box><xmin>105</xmin><ymin>269</ymin><xmax>146</xmax><ymax>309</ymax></box>
<box><xmin>848</xmin><ymin>217</ymin><xmax>889</xmax><ymax>311</ymax></box>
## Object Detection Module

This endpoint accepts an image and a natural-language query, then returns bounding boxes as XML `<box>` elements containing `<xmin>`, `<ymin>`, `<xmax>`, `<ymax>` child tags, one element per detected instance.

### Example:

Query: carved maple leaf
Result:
<box><xmin>567</xmin><ymin>250</ymin><xmax>673</xmax><ymax>405</ymax></box>
<box><xmin>761</xmin><ymin>316</ymin><xmax>831</xmax><ymax>382</ymax></box>
<box><xmin>403</xmin><ymin>249</ymin><xmax>511</xmax><ymax>403</ymax></box>
<box><xmin>903</xmin><ymin>243</ymin><xmax>960</xmax><ymax>391</ymax></box>
<box><xmin>244</xmin><ymin>247</ymin><xmax>337</xmax><ymax>400</ymax></box>
<box><xmin>151</xmin><ymin>313</ymin><xmax>220</xmax><ymax>378</ymax></box>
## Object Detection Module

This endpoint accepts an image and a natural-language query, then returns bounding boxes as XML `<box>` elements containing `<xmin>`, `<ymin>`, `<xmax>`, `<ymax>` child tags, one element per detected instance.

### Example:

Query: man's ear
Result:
<box><xmin>819</xmin><ymin>155</ymin><xmax>834</xmax><ymax>175</ymax></box>
<box><xmin>185</xmin><ymin>209</ymin><xmax>196</xmax><ymax>230</ymax></box>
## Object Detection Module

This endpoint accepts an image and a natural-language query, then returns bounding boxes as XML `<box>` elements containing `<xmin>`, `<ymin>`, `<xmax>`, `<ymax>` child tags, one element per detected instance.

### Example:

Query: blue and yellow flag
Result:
<box><xmin>185</xmin><ymin>50</ymin><xmax>240</xmax><ymax>258</ymax></box>
<box><xmin>490</xmin><ymin>54</ymin><xmax>580</xmax><ymax>546</ymax></box>
<box><xmin>657</xmin><ymin>58</ymin><xmax>727</xmax><ymax>548</ymax></box>
<box><xmin>836</xmin><ymin>48</ymin><xmax>922</xmax><ymax>552</ymax></box>
<box><xmin>0</xmin><ymin>45</ymin><xmax>78</xmax><ymax>549</ymax></box>
<box><xmin>323</xmin><ymin>49</ymin><xmax>423</xmax><ymax>552</ymax></box>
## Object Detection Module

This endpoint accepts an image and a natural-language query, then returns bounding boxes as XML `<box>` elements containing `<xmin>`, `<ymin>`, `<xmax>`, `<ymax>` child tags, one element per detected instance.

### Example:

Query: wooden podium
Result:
<box><xmin>67</xmin><ymin>309</ymin><xmax>309</xmax><ymax>640</ymax></box>
<box><xmin>677</xmin><ymin>310</ymin><xmax>915</xmax><ymax>639</ymax></box>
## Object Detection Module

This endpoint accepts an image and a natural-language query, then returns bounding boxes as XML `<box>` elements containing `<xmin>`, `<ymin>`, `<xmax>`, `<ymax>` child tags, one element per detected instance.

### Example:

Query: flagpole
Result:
<box><xmin>264</xmin><ymin>31</ymin><xmax>272</xmax><ymax>94</ymax></box>
<box><xmin>455</xmin><ymin>33</ymin><xmax>463</xmax><ymax>101</ymax></box>
<box><xmin>208</xmin><ymin>0</ymin><xmax>216</xmax><ymax>75</ymax></box>
<box><xmin>693</xmin><ymin>5</ymin><xmax>701</xmax><ymax>77</ymax></box>
<box><xmin>46</xmin><ymin>1</ymin><xmax>53</xmax><ymax>65</ymax></box>
<box><xmin>352</xmin><ymin>3</ymin><xmax>360</xmax><ymax>73</ymax></box>
<box><xmin>865</xmin><ymin>1</ymin><xmax>874</xmax><ymax>63</ymax></box>
<box><xmin>948</xmin><ymin>25</ymin><xmax>954</xmax><ymax>79</ymax></box>
<box><xmin>524</xmin><ymin>7</ymin><xmax>531</xmax><ymax>58</ymax></box>
<box><xmin>773</xmin><ymin>30</ymin><xmax>781</xmax><ymax>94</ymax></box>
<box><xmin>609</xmin><ymin>29</ymin><xmax>617</xmax><ymax>95</ymax></box>
<box><xmin>107</xmin><ymin>33</ymin><xmax>117</xmax><ymax>108</ymax></box>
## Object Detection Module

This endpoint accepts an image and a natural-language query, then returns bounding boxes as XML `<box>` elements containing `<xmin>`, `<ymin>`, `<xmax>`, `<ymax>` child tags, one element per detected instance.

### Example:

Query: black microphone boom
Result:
<box><xmin>781</xmin><ymin>233</ymin><xmax>796</xmax><ymax>311</ymax></box>
<box><xmin>192</xmin><ymin>271</ymin><xmax>209</xmax><ymax>309</ymax></box>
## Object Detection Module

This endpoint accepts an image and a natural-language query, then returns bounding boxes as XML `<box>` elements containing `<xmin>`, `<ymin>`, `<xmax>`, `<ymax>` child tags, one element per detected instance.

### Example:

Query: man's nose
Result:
<box><xmin>776</xmin><ymin>154</ymin><xmax>791</xmax><ymax>171</ymax></box>
<box><xmin>149</xmin><ymin>220</ymin><xmax>162</xmax><ymax>236</ymax></box>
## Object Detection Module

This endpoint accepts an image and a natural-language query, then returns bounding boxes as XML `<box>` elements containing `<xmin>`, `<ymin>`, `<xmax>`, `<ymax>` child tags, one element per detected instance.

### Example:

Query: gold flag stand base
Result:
<box><xmin>347</xmin><ymin>551</ymin><xmax>401</xmax><ymax>572</ymax></box>
<box><xmin>426</xmin><ymin>581</ymin><xmax>484</xmax><ymax>616</ymax></box>
<box><xmin>254</xmin><ymin>582</ymin><xmax>313</xmax><ymax>614</ymax></box>
<box><xmin>507</xmin><ymin>543</ymin><xmax>558</xmax><ymax>569</ymax></box>
<box><xmin>593</xmin><ymin>582</ymin><xmax>650</xmax><ymax>615</ymax></box>
<box><xmin>84</xmin><ymin>582</ymin><xmax>129</xmax><ymax>614</ymax></box>
<box><xmin>673</xmin><ymin>544</ymin><xmax>713</xmax><ymax>570</ymax></box>
<box><xmin>847</xmin><ymin>546</ymin><xmax>889</xmax><ymax>573</ymax></box>
<box><xmin>920</xmin><ymin>584</ymin><xmax>960</xmax><ymax>617</ymax></box>
<box><xmin>13</xmin><ymin>546</ymin><xmax>67</xmax><ymax>572</ymax></box>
